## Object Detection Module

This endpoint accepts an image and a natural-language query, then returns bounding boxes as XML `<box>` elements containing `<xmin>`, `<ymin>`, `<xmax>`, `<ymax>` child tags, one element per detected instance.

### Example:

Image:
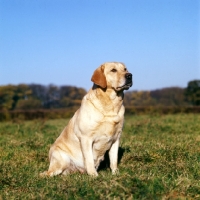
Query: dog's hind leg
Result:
<box><xmin>41</xmin><ymin>147</ymin><xmax>71</xmax><ymax>177</ymax></box>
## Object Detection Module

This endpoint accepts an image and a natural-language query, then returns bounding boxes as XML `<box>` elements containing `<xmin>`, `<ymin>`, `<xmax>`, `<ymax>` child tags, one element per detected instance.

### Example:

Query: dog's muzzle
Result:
<box><xmin>124</xmin><ymin>73</ymin><xmax>133</xmax><ymax>89</ymax></box>
<box><xmin>116</xmin><ymin>73</ymin><xmax>133</xmax><ymax>91</ymax></box>
<box><xmin>125</xmin><ymin>73</ymin><xmax>132</xmax><ymax>85</ymax></box>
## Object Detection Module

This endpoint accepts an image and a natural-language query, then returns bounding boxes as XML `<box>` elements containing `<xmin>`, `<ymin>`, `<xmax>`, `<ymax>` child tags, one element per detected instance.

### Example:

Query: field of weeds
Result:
<box><xmin>0</xmin><ymin>114</ymin><xmax>200</xmax><ymax>199</ymax></box>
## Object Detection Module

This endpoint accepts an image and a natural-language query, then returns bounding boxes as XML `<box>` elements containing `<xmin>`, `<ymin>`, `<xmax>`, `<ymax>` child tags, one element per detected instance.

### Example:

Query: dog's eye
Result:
<box><xmin>124</xmin><ymin>68</ymin><xmax>127</xmax><ymax>71</ymax></box>
<box><xmin>111</xmin><ymin>69</ymin><xmax>117</xmax><ymax>72</ymax></box>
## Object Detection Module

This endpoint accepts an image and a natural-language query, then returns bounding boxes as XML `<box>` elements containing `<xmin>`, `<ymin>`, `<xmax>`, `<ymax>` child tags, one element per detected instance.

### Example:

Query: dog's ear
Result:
<box><xmin>91</xmin><ymin>65</ymin><xmax>107</xmax><ymax>88</ymax></box>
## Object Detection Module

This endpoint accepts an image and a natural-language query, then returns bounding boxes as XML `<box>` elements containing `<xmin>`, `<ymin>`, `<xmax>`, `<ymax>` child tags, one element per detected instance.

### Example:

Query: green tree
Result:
<box><xmin>185</xmin><ymin>80</ymin><xmax>200</xmax><ymax>106</ymax></box>
<box><xmin>12</xmin><ymin>84</ymin><xmax>32</xmax><ymax>108</ymax></box>
<box><xmin>0</xmin><ymin>84</ymin><xmax>33</xmax><ymax>111</ymax></box>
<box><xmin>0</xmin><ymin>85</ymin><xmax>16</xmax><ymax>110</ymax></box>
<box><xmin>15</xmin><ymin>99</ymin><xmax>42</xmax><ymax>110</ymax></box>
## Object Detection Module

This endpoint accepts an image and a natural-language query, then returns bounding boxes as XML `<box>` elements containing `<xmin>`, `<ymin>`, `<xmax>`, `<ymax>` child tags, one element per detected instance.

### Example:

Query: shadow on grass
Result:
<box><xmin>98</xmin><ymin>147</ymin><xmax>126</xmax><ymax>172</ymax></box>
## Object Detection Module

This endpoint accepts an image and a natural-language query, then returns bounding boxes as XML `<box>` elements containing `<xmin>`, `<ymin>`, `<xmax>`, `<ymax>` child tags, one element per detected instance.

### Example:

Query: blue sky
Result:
<box><xmin>0</xmin><ymin>0</ymin><xmax>199</xmax><ymax>91</ymax></box>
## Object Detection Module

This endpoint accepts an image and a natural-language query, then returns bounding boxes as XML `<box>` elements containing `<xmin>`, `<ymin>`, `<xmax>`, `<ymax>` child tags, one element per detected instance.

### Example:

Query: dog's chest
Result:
<box><xmin>95</xmin><ymin>115</ymin><xmax>123</xmax><ymax>139</ymax></box>
<box><xmin>92</xmin><ymin>120</ymin><xmax>121</xmax><ymax>156</ymax></box>
<box><xmin>93</xmin><ymin>130</ymin><xmax>116</xmax><ymax>151</ymax></box>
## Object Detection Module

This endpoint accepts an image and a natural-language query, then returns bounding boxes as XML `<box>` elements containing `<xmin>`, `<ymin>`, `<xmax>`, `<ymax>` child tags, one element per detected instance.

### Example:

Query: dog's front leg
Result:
<box><xmin>109</xmin><ymin>138</ymin><xmax>120</xmax><ymax>174</ymax></box>
<box><xmin>80</xmin><ymin>137</ymin><xmax>98</xmax><ymax>176</ymax></box>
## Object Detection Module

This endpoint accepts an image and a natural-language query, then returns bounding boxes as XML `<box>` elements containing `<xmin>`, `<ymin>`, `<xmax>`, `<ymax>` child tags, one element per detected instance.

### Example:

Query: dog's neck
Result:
<box><xmin>88</xmin><ymin>84</ymin><xmax>124</xmax><ymax>116</ymax></box>
<box><xmin>92</xmin><ymin>84</ymin><xmax>124</xmax><ymax>99</ymax></box>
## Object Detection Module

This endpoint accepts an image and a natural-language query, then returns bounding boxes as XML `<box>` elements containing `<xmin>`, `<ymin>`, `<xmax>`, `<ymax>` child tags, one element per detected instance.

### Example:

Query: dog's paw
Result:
<box><xmin>39</xmin><ymin>171</ymin><xmax>48</xmax><ymax>177</ymax></box>
<box><xmin>112</xmin><ymin>168</ymin><xmax>119</xmax><ymax>175</ymax></box>
<box><xmin>87</xmin><ymin>170</ymin><xmax>98</xmax><ymax>177</ymax></box>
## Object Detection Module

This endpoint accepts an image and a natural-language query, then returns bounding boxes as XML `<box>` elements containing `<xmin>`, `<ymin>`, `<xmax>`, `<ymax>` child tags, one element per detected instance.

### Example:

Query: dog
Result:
<box><xmin>41</xmin><ymin>62</ymin><xmax>132</xmax><ymax>176</ymax></box>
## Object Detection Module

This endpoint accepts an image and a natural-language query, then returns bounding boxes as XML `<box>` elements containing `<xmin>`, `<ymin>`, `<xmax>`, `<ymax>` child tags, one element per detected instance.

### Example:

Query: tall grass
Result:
<box><xmin>0</xmin><ymin>114</ymin><xmax>200</xmax><ymax>199</ymax></box>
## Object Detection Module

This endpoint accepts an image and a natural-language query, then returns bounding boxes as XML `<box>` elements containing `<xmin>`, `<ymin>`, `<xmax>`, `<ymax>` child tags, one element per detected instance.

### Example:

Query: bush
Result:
<box><xmin>1</xmin><ymin>106</ymin><xmax>200</xmax><ymax>121</ymax></box>
<box><xmin>15</xmin><ymin>99</ymin><xmax>42</xmax><ymax>110</ymax></box>
<box><xmin>0</xmin><ymin>108</ymin><xmax>78</xmax><ymax>121</ymax></box>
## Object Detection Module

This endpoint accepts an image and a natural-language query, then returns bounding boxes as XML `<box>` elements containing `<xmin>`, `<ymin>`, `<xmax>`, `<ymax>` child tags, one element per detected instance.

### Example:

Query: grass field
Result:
<box><xmin>0</xmin><ymin>114</ymin><xmax>200</xmax><ymax>199</ymax></box>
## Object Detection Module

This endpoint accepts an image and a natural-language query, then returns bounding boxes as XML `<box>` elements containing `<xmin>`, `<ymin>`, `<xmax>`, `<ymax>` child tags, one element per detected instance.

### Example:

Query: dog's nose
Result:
<box><xmin>125</xmin><ymin>73</ymin><xmax>132</xmax><ymax>81</ymax></box>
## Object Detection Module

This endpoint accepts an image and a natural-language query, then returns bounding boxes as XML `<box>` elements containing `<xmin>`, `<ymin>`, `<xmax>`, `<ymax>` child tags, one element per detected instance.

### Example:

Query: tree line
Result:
<box><xmin>0</xmin><ymin>84</ymin><xmax>86</xmax><ymax>111</ymax></box>
<box><xmin>0</xmin><ymin>80</ymin><xmax>199</xmax><ymax>112</ymax></box>
<box><xmin>124</xmin><ymin>80</ymin><xmax>200</xmax><ymax>107</ymax></box>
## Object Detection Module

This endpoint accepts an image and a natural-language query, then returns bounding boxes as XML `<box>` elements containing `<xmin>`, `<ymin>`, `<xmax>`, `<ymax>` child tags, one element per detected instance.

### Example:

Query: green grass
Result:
<box><xmin>0</xmin><ymin>114</ymin><xmax>200</xmax><ymax>199</ymax></box>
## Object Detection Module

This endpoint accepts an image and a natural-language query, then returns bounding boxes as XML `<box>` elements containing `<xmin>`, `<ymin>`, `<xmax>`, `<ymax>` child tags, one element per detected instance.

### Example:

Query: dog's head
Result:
<box><xmin>91</xmin><ymin>62</ymin><xmax>132</xmax><ymax>91</ymax></box>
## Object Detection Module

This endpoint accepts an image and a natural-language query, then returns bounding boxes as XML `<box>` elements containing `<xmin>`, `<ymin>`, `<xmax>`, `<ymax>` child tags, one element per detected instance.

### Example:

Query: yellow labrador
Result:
<box><xmin>41</xmin><ymin>62</ymin><xmax>132</xmax><ymax>176</ymax></box>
